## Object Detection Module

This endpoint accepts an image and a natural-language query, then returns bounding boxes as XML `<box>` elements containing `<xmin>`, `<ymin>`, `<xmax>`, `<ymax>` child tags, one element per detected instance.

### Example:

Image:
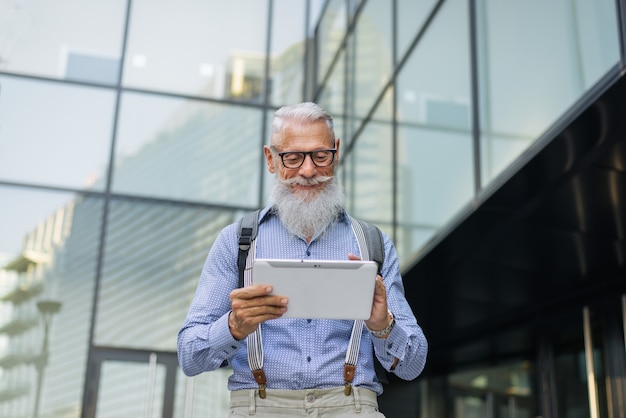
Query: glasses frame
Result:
<box><xmin>270</xmin><ymin>146</ymin><xmax>337</xmax><ymax>169</ymax></box>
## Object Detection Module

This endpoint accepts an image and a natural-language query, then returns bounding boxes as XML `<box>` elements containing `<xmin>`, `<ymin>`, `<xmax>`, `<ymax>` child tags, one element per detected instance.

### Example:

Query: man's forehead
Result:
<box><xmin>279</xmin><ymin>121</ymin><xmax>334</xmax><ymax>147</ymax></box>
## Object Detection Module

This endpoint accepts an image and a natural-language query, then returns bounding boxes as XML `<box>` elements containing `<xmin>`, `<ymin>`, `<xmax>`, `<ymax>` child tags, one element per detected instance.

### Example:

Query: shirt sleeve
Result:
<box><xmin>371</xmin><ymin>232</ymin><xmax>428</xmax><ymax>381</ymax></box>
<box><xmin>177</xmin><ymin>223</ymin><xmax>243</xmax><ymax>376</ymax></box>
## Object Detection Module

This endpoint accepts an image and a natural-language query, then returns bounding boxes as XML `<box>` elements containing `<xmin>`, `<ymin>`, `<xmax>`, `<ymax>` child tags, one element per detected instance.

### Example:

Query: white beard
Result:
<box><xmin>270</xmin><ymin>175</ymin><xmax>345</xmax><ymax>239</ymax></box>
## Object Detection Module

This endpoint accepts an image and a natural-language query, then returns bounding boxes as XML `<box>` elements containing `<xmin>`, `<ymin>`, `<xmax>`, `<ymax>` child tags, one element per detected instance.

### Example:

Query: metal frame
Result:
<box><xmin>83</xmin><ymin>346</ymin><xmax>178</xmax><ymax>418</ymax></box>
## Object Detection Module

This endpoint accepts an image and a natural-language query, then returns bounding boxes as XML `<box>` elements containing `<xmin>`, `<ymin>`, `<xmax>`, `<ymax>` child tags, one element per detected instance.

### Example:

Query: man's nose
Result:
<box><xmin>298</xmin><ymin>154</ymin><xmax>317</xmax><ymax>177</ymax></box>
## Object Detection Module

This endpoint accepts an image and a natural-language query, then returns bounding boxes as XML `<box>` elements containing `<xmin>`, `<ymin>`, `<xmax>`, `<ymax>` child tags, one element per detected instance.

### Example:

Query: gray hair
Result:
<box><xmin>270</xmin><ymin>102</ymin><xmax>335</xmax><ymax>146</ymax></box>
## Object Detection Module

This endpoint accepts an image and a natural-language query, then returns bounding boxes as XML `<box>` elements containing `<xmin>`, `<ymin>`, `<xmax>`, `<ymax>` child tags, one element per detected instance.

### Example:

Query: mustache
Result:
<box><xmin>280</xmin><ymin>176</ymin><xmax>333</xmax><ymax>186</ymax></box>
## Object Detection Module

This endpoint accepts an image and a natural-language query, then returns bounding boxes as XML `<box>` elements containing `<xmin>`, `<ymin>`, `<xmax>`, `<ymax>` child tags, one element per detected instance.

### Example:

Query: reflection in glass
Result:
<box><xmin>317</xmin><ymin>0</ymin><xmax>347</xmax><ymax>85</ymax></box>
<box><xmin>270</xmin><ymin>0</ymin><xmax>306</xmax><ymax>105</ymax></box>
<box><xmin>174</xmin><ymin>368</ymin><xmax>231</xmax><ymax>418</ymax></box>
<box><xmin>96</xmin><ymin>199</ymin><xmax>236</xmax><ymax>350</ymax></box>
<box><xmin>396</xmin><ymin>126</ymin><xmax>473</xmax><ymax>261</ymax></box>
<box><xmin>124</xmin><ymin>0</ymin><xmax>269</xmax><ymax>101</ymax></box>
<box><xmin>476</xmin><ymin>0</ymin><xmax>620</xmax><ymax>185</ymax></box>
<box><xmin>0</xmin><ymin>0</ymin><xmax>126</xmax><ymax>84</ymax></box>
<box><xmin>96</xmin><ymin>361</ymin><xmax>165</xmax><ymax>417</ymax></box>
<box><xmin>396</xmin><ymin>0</ymin><xmax>437</xmax><ymax>62</ymax></box>
<box><xmin>351</xmin><ymin>0</ymin><xmax>392</xmax><ymax>119</ymax></box>
<box><xmin>0</xmin><ymin>187</ymin><xmax>101</xmax><ymax>417</ymax></box>
<box><xmin>450</xmin><ymin>362</ymin><xmax>535</xmax><ymax>418</ymax></box>
<box><xmin>395</xmin><ymin>0</ymin><xmax>472</xmax><ymax>260</ymax></box>
<box><xmin>0</xmin><ymin>76</ymin><xmax>115</xmax><ymax>191</ymax></box>
<box><xmin>113</xmin><ymin>94</ymin><xmax>263</xmax><ymax>206</ymax></box>
<box><xmin>396</xmin><ymin>0</ymin><xmax>470</xmax><ymax>128</ymax></box>
<box><xmin>344</xmin><ymin>90</ymin><xmax>393</xmax><ymax>232</ymax></box>
<box><xmin>318</xmin><ymin>48</ymin><xmax>346</xmax><ymax>138</ymax></box>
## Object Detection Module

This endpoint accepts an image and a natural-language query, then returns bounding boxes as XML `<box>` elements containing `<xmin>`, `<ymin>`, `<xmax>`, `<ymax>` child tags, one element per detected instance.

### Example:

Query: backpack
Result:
<box><xmin>236</xmin><ymin>209</ymin><xmax>389</xmax><ymax>383</ymax></box>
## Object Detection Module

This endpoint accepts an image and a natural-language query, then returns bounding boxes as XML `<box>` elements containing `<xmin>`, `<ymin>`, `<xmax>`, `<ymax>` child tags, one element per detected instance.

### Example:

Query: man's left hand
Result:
<box><xmin>347</xmin><ymin>253</ymin><xmax>389</xmax><ymax>331</ymax></box>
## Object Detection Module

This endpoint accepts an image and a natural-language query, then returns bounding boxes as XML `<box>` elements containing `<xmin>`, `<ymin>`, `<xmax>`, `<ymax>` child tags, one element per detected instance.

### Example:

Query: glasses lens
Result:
<box><xmin>312</xmin><ymin>150</ymin><xmax>334</xmax><ymax>166</ymax></box>
<box><xmin>281</xmin><ymin>152</ymin><xmax>305</xmax><ymax>168</ymax></box>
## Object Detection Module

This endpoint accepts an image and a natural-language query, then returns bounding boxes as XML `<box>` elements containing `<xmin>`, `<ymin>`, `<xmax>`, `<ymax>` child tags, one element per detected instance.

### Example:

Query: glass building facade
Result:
<box><xmin>0</xmin><ymin>0</ymin><xmax>624</xmax><ymax>417</ymax></box>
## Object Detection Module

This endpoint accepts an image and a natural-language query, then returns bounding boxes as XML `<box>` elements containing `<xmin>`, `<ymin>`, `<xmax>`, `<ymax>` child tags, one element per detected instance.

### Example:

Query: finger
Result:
<box><xmin>231</xmin><ymin>294</ymin><xmax>288</xmax><ymax>311</ymax></box>
<box><xmin>239</xmin><ymin>304</ymin><xmax>288</xmax><ymax>319</ymax></box>
<box><xmin>231</xmin><ymin>284</ymin><xmax>274</xmax><ymax>301</ymax></box>
<box><xmin>348</xmin><ymin>253</ymin><xmax>361</xmax><ymax>261</ymax></box>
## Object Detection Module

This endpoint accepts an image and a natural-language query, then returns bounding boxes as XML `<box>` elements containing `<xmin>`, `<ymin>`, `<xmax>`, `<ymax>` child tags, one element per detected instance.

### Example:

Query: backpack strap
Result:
<box><xmin>350</xmin><ymin>218</ymin><xmax>384</xmax><ymax>274</ymax></box>
<box><xmin>237</xmin><ymin>210</ymin><xmax>260</xmax><ymax>288</ymax></box>
<box><xmin>237</xmin><ymin>210</ymin><xmax>266</xmax><ymax>397</ymax></box>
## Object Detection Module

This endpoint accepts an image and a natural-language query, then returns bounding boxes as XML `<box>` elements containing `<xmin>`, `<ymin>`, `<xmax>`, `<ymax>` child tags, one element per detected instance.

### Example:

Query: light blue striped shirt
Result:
<box><xmin>177</xmin><ymin>206</ymin><xmax>427</xmax><ymax>395</ymax></box>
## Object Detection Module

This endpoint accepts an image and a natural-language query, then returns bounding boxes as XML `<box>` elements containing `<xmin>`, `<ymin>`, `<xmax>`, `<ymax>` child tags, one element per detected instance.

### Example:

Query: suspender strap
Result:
<box><xmin>242</xmin><ymin>238</ymin><xmax>267</xmax><ymax>398</ymax></box>
<box><xmin>343</xmin><ymin>319</ymin><xmax>364</xmax><ymax>395</ymax></box>
<box><xmin>342</xmin><ymin>217</ymin><xmax>374</xmax><ymax>396</ymax></box>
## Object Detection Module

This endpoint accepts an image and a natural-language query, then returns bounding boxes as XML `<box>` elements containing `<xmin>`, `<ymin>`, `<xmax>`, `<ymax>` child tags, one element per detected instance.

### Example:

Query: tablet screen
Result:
<box><xmin>251</xmin><ymin>259</ymin><xmax>377</xmax><ymax>320</ymax></box>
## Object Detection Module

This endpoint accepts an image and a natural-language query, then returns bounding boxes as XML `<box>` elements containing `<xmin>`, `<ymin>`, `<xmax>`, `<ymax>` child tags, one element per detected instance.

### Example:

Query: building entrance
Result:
<box><xmin>83</xmin><ymin>347</ymin><xmax>178</xmax><ymax>418</ymax></box>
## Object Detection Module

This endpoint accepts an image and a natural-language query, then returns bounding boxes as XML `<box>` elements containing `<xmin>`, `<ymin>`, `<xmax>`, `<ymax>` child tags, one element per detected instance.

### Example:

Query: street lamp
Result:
<box><xmin>33</xmin><ymin>300</ymin><xmax>62</xmax><ymax>418</ymax></box>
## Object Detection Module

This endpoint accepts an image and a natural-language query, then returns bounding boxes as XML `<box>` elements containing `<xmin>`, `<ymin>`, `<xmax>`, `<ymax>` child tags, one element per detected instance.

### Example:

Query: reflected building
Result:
<box><xmin>0</xmin><ymin>39</ymin><xmax>306</xmax><ymax>417</ymax></box>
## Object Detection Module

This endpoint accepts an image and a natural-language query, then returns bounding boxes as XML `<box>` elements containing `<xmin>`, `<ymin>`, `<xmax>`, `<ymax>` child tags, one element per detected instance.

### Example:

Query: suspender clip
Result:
<box><xmin>344</xmin><ymin>382</ymin><xmax>352</xmax><ymax>396</ymax></box>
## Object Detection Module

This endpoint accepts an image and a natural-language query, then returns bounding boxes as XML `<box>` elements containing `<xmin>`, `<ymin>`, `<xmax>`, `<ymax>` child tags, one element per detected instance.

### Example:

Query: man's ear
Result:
<box><xmin>264</xmin><ymin>146</ymin><xmax>276</xmax><ymax>174</ymax></box>
<box><xmin>334</xmin><ymin>138</ymin><xmax>340</xmax><ymax>164</ymax></box>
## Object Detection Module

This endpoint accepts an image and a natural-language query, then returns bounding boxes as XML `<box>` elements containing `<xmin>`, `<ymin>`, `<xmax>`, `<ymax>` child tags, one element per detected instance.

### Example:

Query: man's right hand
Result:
<box><xmin>228</xmin><ymin>285</ymin><xmax>288</xmax><ymax>340</ymax></box>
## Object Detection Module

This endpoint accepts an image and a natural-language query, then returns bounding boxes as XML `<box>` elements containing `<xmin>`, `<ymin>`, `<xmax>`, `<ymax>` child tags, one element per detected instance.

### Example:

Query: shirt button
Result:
<box><xmin>307</xmin><ymin>356</ymin><xmax>311</xmax><ymax>362</ymax></box>
<box><xmin>306</xmin><ymin>250</ymin><xmax>311</xmax><ymax>256</ymax></box>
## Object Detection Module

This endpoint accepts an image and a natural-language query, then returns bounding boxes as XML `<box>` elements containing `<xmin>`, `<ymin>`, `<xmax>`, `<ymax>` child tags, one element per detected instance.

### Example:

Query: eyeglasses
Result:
<box><xmin>271</xmin><ymin>146</ymin><xmax>337</xmax><ymax>169</ymax></box>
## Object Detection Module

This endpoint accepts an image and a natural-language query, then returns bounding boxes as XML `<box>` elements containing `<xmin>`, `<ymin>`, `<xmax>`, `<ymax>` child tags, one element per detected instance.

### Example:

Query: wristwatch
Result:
<box><xmin>369</xmin><ymin>311</ymin><xmax>395</xmax><ymax>338</ymax></box>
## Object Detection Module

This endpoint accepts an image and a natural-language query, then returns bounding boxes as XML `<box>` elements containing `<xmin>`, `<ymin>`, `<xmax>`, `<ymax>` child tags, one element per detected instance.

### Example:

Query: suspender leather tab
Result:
<box><xmin>344</xmin><ymin>364</ymin><xmax>356</xmax><ymax>396</ymax></box>
<box><xmin>252</xmin><ymin>369</ymin><xmax>267</xmax><ymax>399</ymax></box>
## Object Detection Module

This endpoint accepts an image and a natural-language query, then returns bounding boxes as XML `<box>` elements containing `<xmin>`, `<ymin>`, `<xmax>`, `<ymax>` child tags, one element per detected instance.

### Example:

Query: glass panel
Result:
<box><xmin>350</xmin><ymin>0</ymin><xmax>392</xmax><ymax>119</ymax></box>
<box><xmin>317</xmin><ymin>0</ymin><xmax>348</xmax><ymax>84</ymax></box>
<box><xmin>173</xmin><ymin>368</ymin><xmax>231</xmax><ymax>418</ymax></box>
<box><xmin>96</xmin><ymin>361</ymin><xmax>165</xmax><ymax>418</ymax></box>
<box><xmin>396</xmin><ymin>0</ymin><xmax>471</xmax><ymax>129</ymax></box>
<box><xmin>477</xmin><ymin>0</ymin><xmax>620</xmax><ymax>185</ymax></box>
<box><xmin>449</xmin><ymin>362</ymin><xmax>534</xmax><ymax>398</ymax></box>
<box><xmin>96</xmin><ymin>200</ymin><xmax>236</xmax><ymax>350</ymax></box>
<box><xmin>270</xmin><ymin>0</ymin><xmax>306</xmax><ymax>106</ymax></box>
<box><xmin>344</xmin><ymin>90</ymin><xmax>393</xmax><ymax>230</ymax></box>
<box><xmin>396</xmin><ymin>126</ymin><xmax>473</xmax><ymax>262</ymax></box>
<box><xmin>0</xmin><ymin>76</ymin><xmax>115</xmax><ymax>191</ymax></box>
<box><xmin>395</xmin><ymin>0</ymin><xmax>472</xmax><ymax>260</ymax></box>
<box><xmin>262</xmin><ymin>110</ymin><xmax>275</xmax><ymax>205</ymax></box>
<box><xmin>454</xmin><ymin>394</ymin><xmax>486</xmax><ymax>418</ymax></box>
<box><xmin>112</xmin><ymin>94</ymin><xmax>263</xmax><ymax>206</ymax></box>
<box><xmin>450</xmin><ymin>362</ymin><xmax>535</xmax><ymax>418</ymax></box>
<box><xmin>0</xmin><ymin>186</ymin><xmax>101</xmax><ymax>417</ymax></box>
<box><xmin>308</xmin><ymin>0</ymin><xmax>327</xmax><ymax>34</ymax></box>
<box><xmin>397</xmin><ymin>0</ymin><xmax>437</xmax><ymax>62</ymax></box>
<box><xmin>318</xmin><ymin>48</ymin><xmax>345</xmax><ymax>136</ymax></box>
<box><xmin>0</xmin><ymin>0</ymin><xmax>126</xmax><ymax>84</ymax></box>
<box><xmin>124</xmin><ymin>0</ymin><xmax>269</xmax><ymax>101</ymax></box>
<box><xmin>574</xmin><ymin>0</ymin><xmax>620</xmax><ymax>85</ymax></box>
<box><xmin>496</xmin><ymin>396</ymin><xmax>534</xmax><ymax>418</ymax></box>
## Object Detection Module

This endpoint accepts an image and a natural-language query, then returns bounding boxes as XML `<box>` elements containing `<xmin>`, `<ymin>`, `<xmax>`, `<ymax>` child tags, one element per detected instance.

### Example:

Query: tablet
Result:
<box><xmin>251</xmin><ymin>259</ymin><xmax>378</xmax><ymax>320</ymax></box>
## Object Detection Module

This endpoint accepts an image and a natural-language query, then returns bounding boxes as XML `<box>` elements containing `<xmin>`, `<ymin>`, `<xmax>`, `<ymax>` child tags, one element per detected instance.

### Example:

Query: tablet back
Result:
<box><xmin>252</xmin><ymin>259</ymin><xmax>378</xmax><ymax>320</ymax></box>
